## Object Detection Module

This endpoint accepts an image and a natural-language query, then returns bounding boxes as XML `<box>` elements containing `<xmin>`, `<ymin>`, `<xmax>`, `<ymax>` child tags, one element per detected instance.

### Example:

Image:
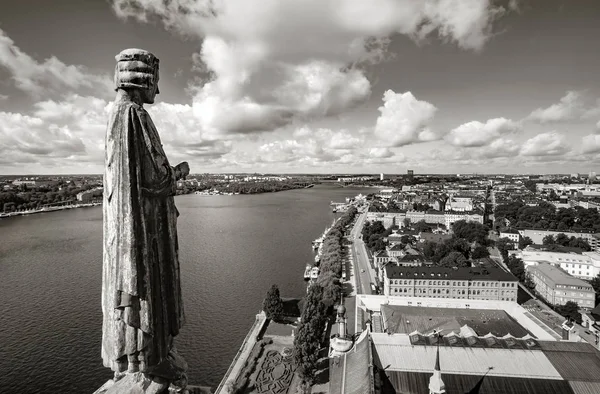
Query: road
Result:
<box><xmin>348</xmin><ymin>209</ymin><xmax>376</xmax><ymax>295</ymax></box>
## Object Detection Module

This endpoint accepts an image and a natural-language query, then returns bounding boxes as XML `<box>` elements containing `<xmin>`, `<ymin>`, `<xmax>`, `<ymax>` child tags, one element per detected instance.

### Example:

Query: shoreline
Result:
<box><xmin>0</xmin><ymin>202</ymin><xmax>102</xmax><ymax>218</ymax></box>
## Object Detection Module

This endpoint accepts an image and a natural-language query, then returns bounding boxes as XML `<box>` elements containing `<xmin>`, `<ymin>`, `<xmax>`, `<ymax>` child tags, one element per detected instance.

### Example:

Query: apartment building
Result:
<box><xmin>383</xmin><ymin>266</ymin><xmax>519</xmax><ymax>302</ymax></box>
<box><xmin>518</xmin><ymin>229</ymin><xmax>600</xmax><ymax>252</ymax></box>
<box><xmin>500</xmin><ymin>229</ymin><xmax>520</xmax><ymax>243</ymax></box>
<box><xmin>526</xmin><ymin>263</ymin><xmax>595</xmax><ymax>308</ymax></box>
<box><xmin>519</xmin><ymin>247</ymin><xmax>600</xmax><ymax>280</ymax></box>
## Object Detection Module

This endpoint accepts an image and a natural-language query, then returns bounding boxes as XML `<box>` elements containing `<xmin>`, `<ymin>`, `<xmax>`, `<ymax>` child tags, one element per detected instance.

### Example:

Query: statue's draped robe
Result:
<box><xmin>102</xmin><ymin>96</ymin><xmax>184</xmax><ymax>373</ymax></box>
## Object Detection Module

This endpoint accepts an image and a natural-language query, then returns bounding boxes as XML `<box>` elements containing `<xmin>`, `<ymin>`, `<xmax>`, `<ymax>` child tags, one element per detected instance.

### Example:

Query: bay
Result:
<box><xmin>0</xmin><ymin>184</ymin><xmax>373</xmax><ymax>393</ymax></box>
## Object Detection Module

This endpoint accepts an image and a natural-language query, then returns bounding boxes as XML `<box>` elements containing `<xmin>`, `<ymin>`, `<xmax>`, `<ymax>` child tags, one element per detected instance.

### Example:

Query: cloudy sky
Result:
<box><xmin>1</xmin><ymin>0</ymin><xmax>599</xmax><ymax>175</ymax></box>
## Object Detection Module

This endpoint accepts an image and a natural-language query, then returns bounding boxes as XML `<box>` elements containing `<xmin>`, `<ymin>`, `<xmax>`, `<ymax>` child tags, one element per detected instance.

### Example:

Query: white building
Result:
<box><xmin>499</xmin><ymin>231</ymin><xmax>520</xmax><ymax>243</ymax></box>
<box><xmin>518</xmin><ymin>229</ymin><xmax>600</xmax><ymax>252</ymax></box>
<box><xmin>518</xmin><ymin>247</ymin><xmax>600</xmax><ymax>280</ymax></box>
<box><xmin>445</xmin><ymin>212</ymin><xmax>484</xmax><ymax>228</ymax></box>
<box><xmin>446</xmin><ymin>196</ymin><xmax>473</xmax><ymax>212</ymax></box>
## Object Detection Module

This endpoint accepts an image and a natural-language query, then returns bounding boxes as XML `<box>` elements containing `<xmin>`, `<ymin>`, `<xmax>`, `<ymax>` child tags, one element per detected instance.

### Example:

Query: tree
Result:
<box><xmin>505</xmin><ymin>255</ymin><xmax>526</xmax><ymax>282</ymax></box>
<box><xmin>497</xmin><ymin>237</ymin><xmax>513</xmax><ymax>260</ymax></box>
<box><xmin>555</xmin><ymin>301</ymin><xmax>582</xmax><ymax>324</ymax></box>
<box><xmin>263</xmin><ymin>284</ymin><xmax>284</xmax><ymax>321</ymax></box>
<box><xmin>438</xmin><ymin>251</ymin><xmax>469</xmax><ymax>268</ymax></box>
<box><xmin>447</xmin><ymin>237</ymin><xmax>471</xmax><ymax>259</ymax></box>
<box><xmin>452</xmin><ymin>220</ymin><xmax>488</xmax><ymax>244</ymax></box>
<box><xmin>555</xmin><ymin>233</ymin><xmax>570</xmax><ymax>246</ymax></box>
<box><xmin>590</xmin><ymin>274</ymin><xmax>600</xmax><ymax>306</ymax></box>
<box><xmin>524</xmin><ymin>271</ymin><xmax>536</xmax><ymax>291</ymax></box>
<box><xmin>422</xmin><ymin>241</ymin><xmax>437</xmax><ymax>260</ymax></box>
<box><xmin>294</xmin><ymin>284</ymin><xmax>327</xmax><ymax>385</ymax></box>
<box><xmin>318</xmin><ymin>271</ymin><xmax>341</xmax><ymax>307</ymax></box>
<box><xmin>568</xmin><ymin>236</ymin><xmax>591</xmax><ymax>251</ymax></box>
<box><xmin>542</xmin><ymin>234</ymin><xmax>555</xmax><ymax>245</ymax></box>
<box><xmin>471</xmin><ymin>245</ymin><xmax>490</xmax><ymax>259</ymax></box>
<box><xmin>518</xmin><ymin>236</ymin><xmax>533</xmax><ymax>250</ymax></box>
<box><xmin>400</xmin><ymin>234</ymin><xmax>416</xmax><ymax>245</ymax></box>
<box><xmin>414</xmin><ymin>220</ymin><xmax>430</xmax><ymax>233</ymax></box>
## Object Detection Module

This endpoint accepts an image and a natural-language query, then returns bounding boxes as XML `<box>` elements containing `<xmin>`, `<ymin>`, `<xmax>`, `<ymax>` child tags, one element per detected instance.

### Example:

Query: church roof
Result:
<box><xmin>329</xmin><ymin>330</ymin><xmax>374</xmax><ymax>394</ymax></box>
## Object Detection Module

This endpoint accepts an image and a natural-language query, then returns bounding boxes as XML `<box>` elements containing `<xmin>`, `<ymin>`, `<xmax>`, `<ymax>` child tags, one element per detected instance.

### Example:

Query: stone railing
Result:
<box><xmin>214</xmin><ymin>311</ymin><xmax>267</xmax><ymax>394</ymax></box>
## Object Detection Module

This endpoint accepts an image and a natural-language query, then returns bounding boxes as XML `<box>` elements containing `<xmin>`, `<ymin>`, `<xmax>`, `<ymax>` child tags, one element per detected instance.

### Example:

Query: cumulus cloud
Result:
<box><xmin>0</xmin><ymin>93</ymin><xmax>233</xmax><ymax>172</ymax></box>
<box><xmin>369</xmin><ymin>148</ymin><xmax>395</xmax><ymax>159</ymax></box>
<box><xmin>526</xmin><ymin>91</ymin><xmax>586</xmax><ymax>123</ymax></box>
<box><xmin>111</xmin><ymin>0</ymin><xmax>511</xmax><ymax>134</ymax></box>
<box><xmin>581</xmin><ymin>134</ymin><xmax>600</xmax><ymax>154</ymax></box>
<box><xmin>374</xmin><ymin>90</ymin><xmax>438</xmax><ymax>147</ymax></box>
<box><xmin>0</xmin><ymin>111</ymin><xmax>87</xmax><ymax>167</ymax></box>
<box><xmin>446</xmin><ymin>117</ymin><xmax>521</xmax><ymax>147</ymax></box>
<box><xmin>520</xmin><ymin>132</ymin><xmax>570</xmax><ymax>156</ymax></box>
<box><xmin>0</xmin><ymin>29</ymin><xmax>112</xmax><ymax>98</ymax></box>
<box><xmin>486</xmin><ymin>138</ymin><xmax>520</xmax><ymax>158</ymax></box>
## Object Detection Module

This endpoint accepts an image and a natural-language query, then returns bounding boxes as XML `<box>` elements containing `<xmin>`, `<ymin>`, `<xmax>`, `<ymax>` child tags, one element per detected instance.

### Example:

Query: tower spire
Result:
<box><xmin>429</xmin><ymin>331</ymin><xmax>446</xmax><ymax>394</ymax></box>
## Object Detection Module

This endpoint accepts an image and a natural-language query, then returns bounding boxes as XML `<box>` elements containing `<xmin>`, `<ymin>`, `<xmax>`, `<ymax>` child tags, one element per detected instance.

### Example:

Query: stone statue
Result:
<box><xmin>99</xmin><ymin>48</ymin><xmax>190</xmax><ymax>394</ymax></box>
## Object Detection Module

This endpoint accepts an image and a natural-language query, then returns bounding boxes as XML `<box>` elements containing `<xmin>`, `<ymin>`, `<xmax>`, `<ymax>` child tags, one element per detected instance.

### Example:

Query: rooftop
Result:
<box><xmin>380</xmin><ymin>305</ymin><xmax>531</xmax><ymax>337</ymax></box>
<box><xmin>528</xmin><ymin>263</ymin><xmax>594</xmax><ymax>289</ymax></box>
<box><xmin>373</xmin><ymin>332</ymin><xmax>600</xmax><ymax>386</ymax></box>
<box><xmin>384</xmin><ymin>265</ymin><xmax>518</xmax><ymax>282</ymax></box>
<box><xmin>329</xmin><ymin>330</ymin><xmax>373</xmax><ymax>394</ymax></box>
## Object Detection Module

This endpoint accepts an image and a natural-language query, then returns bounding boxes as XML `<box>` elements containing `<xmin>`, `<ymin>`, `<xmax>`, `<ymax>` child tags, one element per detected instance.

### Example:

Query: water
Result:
<box><xmin>0</xmin><ymin>184</ymin><xmax>373</xmax><ymax>393</ymax></box>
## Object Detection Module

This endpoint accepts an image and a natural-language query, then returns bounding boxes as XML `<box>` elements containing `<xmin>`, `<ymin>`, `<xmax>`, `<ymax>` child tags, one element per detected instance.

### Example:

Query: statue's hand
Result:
<box><xmin>175</xmin><ymin>162</ymin><xmax>190</xmax><ymax>180</ymax></box>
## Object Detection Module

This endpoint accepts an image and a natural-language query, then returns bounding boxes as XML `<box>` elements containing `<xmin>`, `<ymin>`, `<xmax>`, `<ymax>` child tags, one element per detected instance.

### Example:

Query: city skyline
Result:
<box><xmin>1</xmin><ymin>0</ymin><xmax>600</xmax><ymax>175</ymax></box>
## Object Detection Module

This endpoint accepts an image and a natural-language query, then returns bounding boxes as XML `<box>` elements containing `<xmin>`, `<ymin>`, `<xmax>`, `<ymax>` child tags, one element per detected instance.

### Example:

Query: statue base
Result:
<box><xmin>93</xmin><ymin>373</ymin><xmax>212</xmax><ymax>394</ymax></box>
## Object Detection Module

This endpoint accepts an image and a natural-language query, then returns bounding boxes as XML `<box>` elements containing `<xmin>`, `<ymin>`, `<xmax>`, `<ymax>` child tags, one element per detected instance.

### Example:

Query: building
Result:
<box><xmin>581</xmin><ymin>305</ymin><xmax>600</xmax><ymax>336</ymax></box>
<box><xmin>406</xmin><ymin>210</ymin><xmax>446</xmax><ymax>225</ymax></box>
<box><xmin>526</xmin><ymin>263</ymin><xmax>595</xmax><ymax>308</ymax></box>
<box><xmin>499</xmin><ymin>229</ymin><xmax>520</xmax><ymax>243</ymax></box>
<box><xmin>367</xmin><ymin>210</ymin><xmax>484</xmax><ymax>230</ymax></box>
<box><xmin>330</xmin><ymin>295</ymin><xmax>600</xmax><ymax>394</ymax></box>
<box><xmin>444</xmin><ymin>211</ymin><xmax>484</xmax><ymax>228</ymax></box>
<box><xmin>519</xmin><ymin>247</ymin><xmax>600</xmax><ymax>280</ymax></box>
<box><xmin>383</xmin><ymin>266</ymin><xmax>519</xmax><ymax>302</ymax></box>
<box><xmin>518</xmin><ymin>229</ymin><xmax>600</xmax><ymax>252</ymax></box>
<box><xmin>446</xmin><ymin>196</ymin><xmax>473</xmax><ymax>212</ymax></box>
<box><xmin>12</xmin><ymin>180</ymin><xmax>37</xmax><ymax>187</ymax></box>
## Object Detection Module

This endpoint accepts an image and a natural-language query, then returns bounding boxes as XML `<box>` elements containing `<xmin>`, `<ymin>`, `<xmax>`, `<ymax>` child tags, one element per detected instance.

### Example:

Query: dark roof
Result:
<box><xmin>374</xmin><ymin>250</ymin><xmax>389</xmax><ymax>258</ymax></box>
<box><xmin>398</xmin><ymin>255</ymin><xmax>426</xmax><ymax>262</ymax></box>
<box><xmin>380</xmin><ymin>371</ymin><xmax>575</xmax><ymax>394</ymax></box>
<box><xmin>590</xmin><ymin>304</ymin><xmax>600</xmax><ymax>321</ymax></box>
<box><xmin>381</xmin><ymin>305</ymin><xmax>531</xmax><ymax>337</ymax></box>
<box><xmin>384</xmin><ymin>265</ymin><xmax>518</xmax><ymax>282</ymax></box>
<box><xmin>538</xmin><ymin>341</ymin><xmax>600</xmax><ymax>382</ymax></box>
<box><xmin>329</xmin><ymin>332</ymin><xmax>373</xmax><ymax>394</ymax></box>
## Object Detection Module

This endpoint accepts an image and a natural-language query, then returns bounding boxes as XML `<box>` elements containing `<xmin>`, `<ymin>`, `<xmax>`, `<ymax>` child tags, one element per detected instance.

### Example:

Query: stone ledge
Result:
<box><xmin>93</xmin><ymin>373</ymin><xmax>212</xmax><ymax>394</ymax></box>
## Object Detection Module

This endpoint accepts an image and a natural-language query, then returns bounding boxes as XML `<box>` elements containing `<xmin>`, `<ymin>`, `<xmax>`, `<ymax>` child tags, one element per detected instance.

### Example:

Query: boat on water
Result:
<box><xmin>303</xmin><ymin>265</ymin><xmax>312</xmax><ymax>281</ymax></box>
<box><xmin>312</xmin><ymin>237</ymin><xmax>323</xmax><ymax>249</ymax></box>
<box><xmin>310</xmin><ymin>266</ymin><xmax>319</xmax><ymax>280</ymax></box>
<box><xmin>312</xmin><ymin>222</ymin><xmax>335</xmax><ymax>248</ymax></box>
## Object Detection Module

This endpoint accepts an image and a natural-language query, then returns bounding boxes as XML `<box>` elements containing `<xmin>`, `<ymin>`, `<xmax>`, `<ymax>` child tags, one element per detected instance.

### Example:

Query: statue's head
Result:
<box><xmin>114</xmin><ymin>48</ymin><xmax>160</xmax><ymax>104</ymax></box>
